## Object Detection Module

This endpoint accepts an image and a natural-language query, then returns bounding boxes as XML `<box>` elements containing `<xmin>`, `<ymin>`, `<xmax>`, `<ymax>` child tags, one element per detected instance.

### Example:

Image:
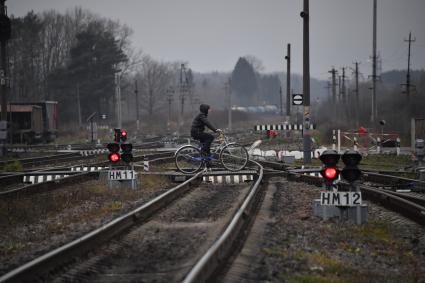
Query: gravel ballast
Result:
<box><xmin>46</xmin><ymin>183</ymin><xmax>251</xmax><ymax>282</ymax></box>
<box><xmin>0</xmin><ymin>174</ymin><xmax>173</xmax><ymax>275</ymax></box>
<box><xmin>222</xmin><ymin>178</ymin><xmax>425</xmax><ymax>283</ymax></box>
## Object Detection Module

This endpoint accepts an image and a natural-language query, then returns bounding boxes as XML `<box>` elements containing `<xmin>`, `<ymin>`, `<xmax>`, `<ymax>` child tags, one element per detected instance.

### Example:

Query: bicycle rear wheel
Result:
<box><xmin>220</xmin><ymin>143</ymin><xmax>248</xmax><ymax>171</ymax></box>
<box><xmin>175</xmin><ymin>145</ymin><xmax>203</xmax><ymax>173</ymax></box>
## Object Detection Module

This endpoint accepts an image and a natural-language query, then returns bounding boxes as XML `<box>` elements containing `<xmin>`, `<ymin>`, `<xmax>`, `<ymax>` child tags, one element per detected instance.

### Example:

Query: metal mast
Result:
<box><xmin>371</xmin><ymin>0</ymin><xmax>378</xmax><ymax>122</ymax></box>
<box><xmin>301</xmin><ymin>0</ymin><xmax>311</xmax><ymax>164</ymax></box>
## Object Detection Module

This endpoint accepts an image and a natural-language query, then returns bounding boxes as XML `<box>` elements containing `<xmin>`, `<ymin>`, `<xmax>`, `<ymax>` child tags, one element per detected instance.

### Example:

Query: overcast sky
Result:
<box><xmin>8</xmin><ymin>0</ymin><xmax>425</xmax><ymax>80</ymax></box>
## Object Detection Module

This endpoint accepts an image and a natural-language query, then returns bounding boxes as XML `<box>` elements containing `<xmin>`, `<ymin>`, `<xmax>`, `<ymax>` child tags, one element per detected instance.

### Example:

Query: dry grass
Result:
<box><xmin>289</xmin><ymin>274</ymin><xmax>352</xmax><ymax>283</ymax></box>
<box><xmin>0</xmin><ymin>174</ymin><xmax>172</xmax><ymax>259</ymax></box>
<box><xmin>262</xmin><ymin>247</ymin><xmax>355</xmax><ymax>281</ymax></box>
<box><xmin>360</xmin><ymin>154</ymin><xmax>411</xmax><ymax>171</ymax></box>
<box><xmin>342</xmin><ymin>220</ymin><xmax>413</xmax><ymax>258</ymax></box>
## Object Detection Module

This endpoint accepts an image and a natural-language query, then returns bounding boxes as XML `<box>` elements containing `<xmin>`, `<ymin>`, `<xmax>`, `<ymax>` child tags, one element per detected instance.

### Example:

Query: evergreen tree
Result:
<box><xmin>9</xmin><ymin>12</ymin><xmax>44</xmax><ymax>100</ymax></box>
<box><xmin>231</xmin><ymin>57</ymin><xmax>258</xmax><ymax>106</ymax></box>
<box><xmin>64</xmin><ymin>22</ymin><xmax>127</xmax><ymax>120</ymax></box>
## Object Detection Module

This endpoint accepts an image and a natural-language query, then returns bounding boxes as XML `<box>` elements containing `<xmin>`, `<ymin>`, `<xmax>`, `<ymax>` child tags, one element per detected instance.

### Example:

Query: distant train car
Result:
<box><xmin>0</xmin><ymin>101</ymin><xmax>58</xmax><ymax>143</ymax></box>
<box><xmin>231</xmin><ymin>105</ymin><xmax>279</xmax><ymax>114</ymax></box>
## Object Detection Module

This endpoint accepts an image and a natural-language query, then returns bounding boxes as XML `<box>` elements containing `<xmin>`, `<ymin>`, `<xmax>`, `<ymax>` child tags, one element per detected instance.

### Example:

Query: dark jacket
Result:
<box><xmin>191</xmin><ymin>104</ymin><xmax>217</xmax><ymax>136</ymax></box>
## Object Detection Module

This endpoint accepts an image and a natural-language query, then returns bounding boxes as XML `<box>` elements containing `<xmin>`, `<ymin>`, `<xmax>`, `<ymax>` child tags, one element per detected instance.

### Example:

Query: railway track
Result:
<box><xmin>274</xmin><ymin>166</ymin><xmax>425</xmax><ymax>226</ymax></box>
<box><xmin>2</xmin><ymin>156</ymin><xmax>424</xmax><ymax>282</ymax></box>
<box><xmin>0</xmin><ymin>152</ymin><xmax>97</xmax><ymax>169</ymax></box>
<box><xmin>363</xmin><ymin>171</ymin><xmax>425</xmax><ymax>192</ymax></box>
<box><xmin>0</xmin><ymin>161</ymin><xmax>263</xmax><ymax>282</ymax></box>
<box><xmin>1</xmin><ymin>140</ymin><xmax>166</xmax><ymax>169</ymax></box>
<box><xmin>3</xmin><ymin>151</ymin><xmax>424</xmax><ymax>282</ymax></box>
<box><xmin>0</xmin><ymin>152</ymin><xmax>174</xmax><ymax>199</ymax></box>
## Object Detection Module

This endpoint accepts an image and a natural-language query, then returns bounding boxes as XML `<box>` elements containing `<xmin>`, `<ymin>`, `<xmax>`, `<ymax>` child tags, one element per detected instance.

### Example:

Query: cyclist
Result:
<box><xmin>191</xmin><ymin>104</ymin><xmax>222</xmax><ymax>167</ymax></box>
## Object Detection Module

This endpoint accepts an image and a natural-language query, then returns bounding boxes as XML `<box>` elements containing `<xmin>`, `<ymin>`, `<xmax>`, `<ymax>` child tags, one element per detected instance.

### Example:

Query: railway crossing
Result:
<box><xmin>2</xmin><ymin>130</ymin><xmax>425</xmax><ymax>283</ymax></box>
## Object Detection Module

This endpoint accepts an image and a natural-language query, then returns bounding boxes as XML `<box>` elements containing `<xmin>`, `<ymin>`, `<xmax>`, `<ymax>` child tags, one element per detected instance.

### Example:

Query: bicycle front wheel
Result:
<box><xmin>220</xmin><ymin>143</ymin><xmax>248</xmax><ymax>171</ymax></box>
<box><xmin>175</xmin><ymin>145</ymin><xmax>203</xmax><ymax>174</ymax></box>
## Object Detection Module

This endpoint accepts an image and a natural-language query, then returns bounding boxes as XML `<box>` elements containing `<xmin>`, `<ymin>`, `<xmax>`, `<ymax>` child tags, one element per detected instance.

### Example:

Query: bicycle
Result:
<box><xmin>175</xmin><ymin>131</ymin><xmax>249</xmax><ymax>174</ymax></box>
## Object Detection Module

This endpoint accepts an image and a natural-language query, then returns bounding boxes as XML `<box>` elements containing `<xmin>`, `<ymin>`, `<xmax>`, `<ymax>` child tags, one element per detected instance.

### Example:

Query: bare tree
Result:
<box><xmin>138</xmin><ymin>56</ymin><xmax>173</xmax><ymax>116</ymax></box>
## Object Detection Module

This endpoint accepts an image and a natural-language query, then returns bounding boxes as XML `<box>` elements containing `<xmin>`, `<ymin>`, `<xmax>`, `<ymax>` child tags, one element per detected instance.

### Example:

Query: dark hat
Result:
<box><xmin>200</xmin><ymin>104</ymin><xmax>210</xmax><ymax>114</ymax></box>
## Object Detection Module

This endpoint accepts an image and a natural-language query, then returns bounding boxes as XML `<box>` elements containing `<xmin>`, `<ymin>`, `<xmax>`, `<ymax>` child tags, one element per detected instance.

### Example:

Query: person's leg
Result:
<box><xmin>199</xmin><ymin>132</ymin><xmax>214</xmax><ymax>155</ymax></box>
<box><xmin>199</xmin><ymin>133</ymin><xmax>214</xmax><ymax>168</ymax></box>
<box><xmin>191</xmin><ymin>131</ymin><xmax>202</xmax><ymax>150</ymax></box>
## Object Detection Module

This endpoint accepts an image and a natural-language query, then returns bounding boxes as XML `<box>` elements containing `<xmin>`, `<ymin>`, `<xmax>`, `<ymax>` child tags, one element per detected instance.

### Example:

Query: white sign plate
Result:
<box><xmin>320</xmin><ymin>191</ymin><xmax>362</xmax><ymax>206</ymax></box>
<box><xmin>108</xmin><ymin>170</ymin><xmax>136</xmax><ymax>180</ymax></box>
<box><xmin>292</xmin><ymin>94</ymin><xmax>303</xmax><ymax>105</ymax></box>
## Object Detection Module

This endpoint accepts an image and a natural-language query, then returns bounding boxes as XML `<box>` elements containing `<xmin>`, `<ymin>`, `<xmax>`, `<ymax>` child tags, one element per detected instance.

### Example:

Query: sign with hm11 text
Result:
<box><xmin>108</xmin><ymin>170</ymin><xmax>136</xmax><ymax>181</ymax></box>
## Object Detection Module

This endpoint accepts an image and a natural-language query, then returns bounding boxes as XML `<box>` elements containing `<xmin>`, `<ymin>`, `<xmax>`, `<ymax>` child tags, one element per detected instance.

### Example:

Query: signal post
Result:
<box><xmin>105</xmin><ymin>128</ymin><xmax>137</xmax><ymax>189</ymax></box>
<box><xmin>0</xmin><ymin>0</ymin><xmax>10</xmax><ymax>156</ymax></box>
<box><xmin>313</xmin><ymin>149</ymin><xmax>368</xmax><ymax>224</ymax></box>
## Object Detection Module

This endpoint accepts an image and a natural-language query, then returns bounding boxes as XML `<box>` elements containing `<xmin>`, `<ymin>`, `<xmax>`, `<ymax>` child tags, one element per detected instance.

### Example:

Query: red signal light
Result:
<box><xmin>108</xmin><ymin>153</ymin><xmax>120</xmax><ymax>163</ymax></box>
<box><xmin>322</xmin><ymin>167</ymin><xmax>338</xmax><ymax>180</ymax></box>
<box><xmin>120</xmin><ymin>130</ymin><xmax>128</xmax><ymax>142</ymax></box>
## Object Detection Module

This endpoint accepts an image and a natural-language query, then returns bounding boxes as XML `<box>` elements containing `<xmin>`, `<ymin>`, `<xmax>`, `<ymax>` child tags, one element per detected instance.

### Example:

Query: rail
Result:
<box><xmin>0</xmin><ymin>152</ymin><xmax>175</xmax><ymax>199</ymax></box>
<box><xmin>0</xmin><ymin>171</ymin><xmax>204</xmax><ymax>283</ymax></box>
<box><xmin>183</xmin><ymin>160</ymin><xmax>264</xmax><ymax>283</ymax></box>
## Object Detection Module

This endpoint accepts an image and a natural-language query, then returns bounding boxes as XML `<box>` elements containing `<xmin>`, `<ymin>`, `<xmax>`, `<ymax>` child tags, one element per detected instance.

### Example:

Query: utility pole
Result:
<box><xmin>341</xmin><ymin>67</ymin><xmax>346</xmax><ymax>105</ymax></box>
<box><xmin>329</xmin><ymin>68</ymin><xmax>337</xmax><ymax>117</ymax></box>
<box><xmin>0</xmin><ymin>0</ymin><xmax>10</xmax><ymax>122</ymax></box>
<box><xmin>180</xmin><ymin>63</ymin><xmax>186</xmax><ymax>117</ymax></box>
<box><xmin>115</xmin><ymin>72</ymin><xmax>122</xmax><ymax>129</ymax></box>
<box><xmin>341</xmin><ymin>67</ymin><xmax>348</xmax><ymax>122</ymax></box>
<box><xmin>370</xmin><ymin>0</ymin><xmax>378</xmax><ymax>123</ymax></box>
<box><xmin>178</xmin><ymin>64</ymin><xmax>187</xmax><ymax>134</ymax></box>
<box><xmin>353</xmin><ymin>62</ymin><xmax>360</xmax><ymax>125</ymax></box>
<box><xmin>76</xmin><ymin>83</ymin><xmax>82</xmax><ymax>128</ymax></box>
<box><xmin>338</xmin><ymin>75</ymin><xmax>342</xmax><ymax>101</ymax></box>
<box><xmin>324</xmin><ymin>81</ymin><xmax>331</xmax><ymax>97</ymax></box>
<box><xmin>324</xmin><ymin>80</ymin><xmax>331</xmax><ymax>122</ymax></box>
<box><xmin>279</xmin><ymin>86</ymin><xmax>283</xmax><ymax>116</ymax></box>
<box><xmin>402</xmin><ymin>32</ymin><xmax>416</xmax><ymax>99</ymax></box>
<box><xmin>285</xmin><ymin>43</ymin><xmax>291</xmax><ymax>121</ymax></box>
<box><xmin>225</xmin><ymin>78</ymin><xmax>232</xmax><ymax>131</ymax></box>
<box><xmin>301</xmin><ymin>0</ymin><xmax>311</xmax><ymax>164</ymax></box>
<box><xmin>0</xmin><ymin>0</ymin><xmax>10</xmax><ymax>156</ymax></box>
<box><xmin>166</xmin><ymin>86</ymin><xmax>174</xmax><ymax>134</ymax></box>
<box><xmin>134</xmin><ymin>80</ymin><xmax>140</xmax><ymax>132</ymax></box>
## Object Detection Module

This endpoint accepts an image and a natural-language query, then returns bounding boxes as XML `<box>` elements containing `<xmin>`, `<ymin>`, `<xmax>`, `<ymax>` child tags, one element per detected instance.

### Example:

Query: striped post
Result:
<box><xmin>337</xmin><ymin>129</ymin><xmax>341</xmax><ymax>153</ymax></box>
<box><xmin>396</xmin><ymin>138</ymin><xmax>401</xmax><ymax>156</ymax></box>
<box><xmin>377</xmin><ymin>137</ymin><xmax>381</xmax><ymax>154</ymax></box>
<box><xmin>143</xmin><ymin>157</ymin><xmax>149</xmax><ymax>172</ymax></box>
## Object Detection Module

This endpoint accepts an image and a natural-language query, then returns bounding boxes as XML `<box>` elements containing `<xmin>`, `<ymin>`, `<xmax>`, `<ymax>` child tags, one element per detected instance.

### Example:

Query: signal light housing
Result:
<box><xmin>108</xmin><ymin>152</ymin><xmax>120</xmax><ymax>163</ymax></box>
<box><xmin>108</xmin><ymin>131</ymin><xmax>132</xmax><ymax>164</ymax></box>
<box><xmin>121</xmin><ymin>143</ymin><xmax>133</xmax><ymax>163</ymax></box>
<box><xmin>120</xmin><ymin>130</ymin><xmax>127</xmax><ymax>142</ymax></box>
<box><xmin>107</xmin><ymin>142</ymin><xmax>120</xmax><ymax>163</ymax></box>
<box><xmin>341</xmin><ymin>150</ymin><xmax>362</xmax><ymax>183</ymax></box>
<box><xmin>107</xmin><ymin>143</ymin><xmax>120</xmax><ymax>153</ymax></box>
<box><xmin>114</xmin><ymin>128</ymin><xmax>121</xmax><ymax>142</ymax></box>
<box><xmin>319</xmin><ymin>149</ymin><xmax>340</xmax><ymax>167</ymax></box>
<box><xmin>321</xmin><ymin>167</ymin><xmax>339</xmax><ymax>180</ymax></box>
<box><xmin>319</xmin><ymin>150</ymin><xmax>341</xmax><ymax>185</ymax></box>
